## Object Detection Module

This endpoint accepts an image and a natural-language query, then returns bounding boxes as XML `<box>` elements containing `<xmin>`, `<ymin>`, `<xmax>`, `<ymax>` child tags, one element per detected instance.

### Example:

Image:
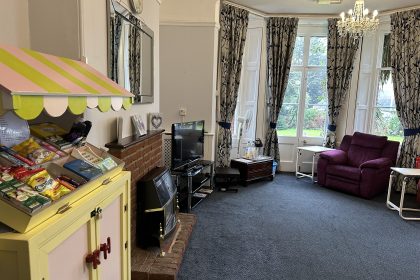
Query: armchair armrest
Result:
<box><xmin>360</xmin><ymin>157</ymin><xmax>392</xmax><ymax>169</ymax></box>
<box><xmin>319</xmin><ymin>150</ymin><xmax>347</xmax><ymax>164</ymax></box>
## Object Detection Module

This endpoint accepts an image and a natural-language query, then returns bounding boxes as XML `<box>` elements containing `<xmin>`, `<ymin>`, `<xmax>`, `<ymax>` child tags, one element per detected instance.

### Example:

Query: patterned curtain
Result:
<box><xmin>263</xmin><ymin>17</ymin><xmax>298</xmax><ymax>164</ymax></box>
<box><xmin>129</xmin><ymin>15</ymin><xmax>142</xmax><ymax>102</ymax></box>
<box><xmin>391</xmin><ymin>9</ymin><xmax>420</xmax><ymax>193</ymax></box>
<box><xmin>109</xmin><ymin>15</ymin><xmax>122</xmax><ymax>83</ymax></box>
<box><xmin>216</xmin><ymin>4</ymin><xmax>249</xmax><ymax>167</ymax></box>
<box><xmin>323</xmin><ymin>18</ymin><xmax>360</xmax><ymax>148</ymax></box>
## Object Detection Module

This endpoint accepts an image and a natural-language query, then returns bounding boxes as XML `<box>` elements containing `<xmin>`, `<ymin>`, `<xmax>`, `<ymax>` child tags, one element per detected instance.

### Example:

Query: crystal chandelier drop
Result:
<box><xmin>337</xmin><ymin>0</ymin><xmax>379</xmax><ymax>39</ymax></box>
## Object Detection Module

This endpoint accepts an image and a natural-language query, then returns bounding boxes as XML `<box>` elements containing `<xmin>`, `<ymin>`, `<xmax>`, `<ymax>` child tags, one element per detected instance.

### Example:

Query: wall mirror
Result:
<box><xmin>107</xmin><ymin>0</ymin><xmax>154</xmax><ymax>104</ymax></box>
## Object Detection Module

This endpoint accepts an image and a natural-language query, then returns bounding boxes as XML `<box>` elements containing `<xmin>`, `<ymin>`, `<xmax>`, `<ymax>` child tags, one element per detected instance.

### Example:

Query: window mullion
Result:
<box><xmin>297</xmin><ymin>36</ymin><xmax>311</xmax><ymax>139</ymax></box>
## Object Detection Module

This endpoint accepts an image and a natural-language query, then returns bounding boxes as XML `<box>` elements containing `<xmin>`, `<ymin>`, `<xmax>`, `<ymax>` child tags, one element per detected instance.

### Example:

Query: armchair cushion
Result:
<box><xmin>350</xmin><ymin>132</ymin><xmax>387</xmax><ymax>148</ymax></box>
<box><xmin>347</xmin><ymin>133</ymin><xmax>388</xmax><ymax>167</ymax></box>
<box><xmin>327</xmin><ymin>165</ymin><xmax>361</xmax><ymax>181</ymax></box>
<box><xmin>319</xmin><ymin>150</ymin><xmax>347</xmax><ymax>164</ymax></box>
<box><xmin>360</xmin><ymin>157</ymin><xmax>392</xmax><ymax>169</ymax></box>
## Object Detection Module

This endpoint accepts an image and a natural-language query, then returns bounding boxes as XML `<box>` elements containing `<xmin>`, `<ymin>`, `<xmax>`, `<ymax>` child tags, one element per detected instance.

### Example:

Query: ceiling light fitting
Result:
<box><xmin>337</xmin><ymin>0</ymin><xmax>379</xmax><ymax>40</ymax></box>
<box><xmin>317</xmin><ymin>0</ymin><xmax>342</xmax><ymax>4</ymax></box>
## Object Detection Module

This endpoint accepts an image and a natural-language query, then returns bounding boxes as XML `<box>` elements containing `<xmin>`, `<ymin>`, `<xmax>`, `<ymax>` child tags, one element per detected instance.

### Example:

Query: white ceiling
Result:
<box><xmin>228</xmin><ymin>0</ymin><xmax>420</xmax><ymax>15</ymax></box>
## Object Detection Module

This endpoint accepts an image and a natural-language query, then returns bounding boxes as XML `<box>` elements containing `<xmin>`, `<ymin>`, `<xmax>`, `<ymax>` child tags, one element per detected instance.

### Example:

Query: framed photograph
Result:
<box><xmin>131</xmin><ymin>114</ymin><xmax>147</xmax><ymax>136</ymax></box>
<box><xmin>147</xmin><ymin>113</ymin><xmax>163</xmax><ymax>131</ymax></box>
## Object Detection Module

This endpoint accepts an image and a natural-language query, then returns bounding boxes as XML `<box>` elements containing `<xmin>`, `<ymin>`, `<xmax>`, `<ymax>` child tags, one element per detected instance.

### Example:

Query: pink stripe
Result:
<box><xmin>75</xmin><ymin>60</ymin><xmax>133</xmax><ymax>96</ymax></box>
<box><xmin>1</xmin><ymin>46</ymin><xmax>85</xmax><ymax>94</ymax></box>
<box><xmin>42</xmin><ymin>54</ymin><xmax>111</xmax><ymax>94</ymax></box>
<box><xmin>0</xmin><ymin>62</ymin><xmax>45</xmax><ymax>94</ymax></box>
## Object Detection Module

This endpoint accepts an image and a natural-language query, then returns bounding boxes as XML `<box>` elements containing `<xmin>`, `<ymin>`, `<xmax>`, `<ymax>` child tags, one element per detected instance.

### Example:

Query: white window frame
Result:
<box><xmin>232</xmin><ymin>15</ymin><xmax>264</xmax><ymax>148</ymax></box>
<box><xmin>279</xmin><ymin>24</ymin><xmax>328</xmax><ymax>140</ymax></box>
<box><xmin>363</xmin><ymin>19</ymin><xmax>401</xmax><ymax>140</ymax></box>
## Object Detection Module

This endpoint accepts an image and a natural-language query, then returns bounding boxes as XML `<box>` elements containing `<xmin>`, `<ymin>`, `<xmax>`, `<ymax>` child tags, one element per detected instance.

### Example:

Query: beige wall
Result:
<box><xmin>160</xmin><ymin>0</ymin><xmax>219</xmax><ymax>160</ymax></box>
<box><xmin>0</xmin><ymin>0</ymin><xmax>30</xmax><ymax>47</ymax></box>
<box><xmin>28</xmin><ymin>0</ymin><xmax>81</xmax><ymax>60</ymax></box>
<box><xmin>160</xmin><ymin>0</ymin><xmax>220</xmax><ymax>25</ymax></box>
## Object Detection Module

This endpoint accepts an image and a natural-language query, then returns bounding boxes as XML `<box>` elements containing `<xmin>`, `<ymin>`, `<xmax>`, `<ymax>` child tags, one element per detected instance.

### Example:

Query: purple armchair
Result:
<box><xmin>317</xmin><ymin>132</ymin><xmax>399</xmax><ymax>199</ymax></box>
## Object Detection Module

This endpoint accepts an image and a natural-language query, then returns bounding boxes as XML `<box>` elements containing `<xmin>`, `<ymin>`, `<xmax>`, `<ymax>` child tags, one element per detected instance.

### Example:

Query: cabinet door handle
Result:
<box><xmin>107</xmin><ymin>237</ymin><xmax>111</xmax><ymax>254</ymax></box>
<box><xmin>100</xmin><ymin>237</ymin><xmax>111</xmax><ymax>259</ymax></box>
<box><xmin>86</xmin><ymin>249</ymin><xmax>101</xmax><ymax>269</ymax></box>
<box><xmin>100</xmin><ymin>243</ymin><xmax>109</xmax><ymax>259</ymax></box>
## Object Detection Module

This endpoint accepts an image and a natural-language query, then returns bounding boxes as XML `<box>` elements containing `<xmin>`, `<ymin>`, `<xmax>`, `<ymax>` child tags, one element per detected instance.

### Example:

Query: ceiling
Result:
<box><xmin>227</xmin><ymin>0</ymin><xmax>420</xmax><ymax>15</ymax></box>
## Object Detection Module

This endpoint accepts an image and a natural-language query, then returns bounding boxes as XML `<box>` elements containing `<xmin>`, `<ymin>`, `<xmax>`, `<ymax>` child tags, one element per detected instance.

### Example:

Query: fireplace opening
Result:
<box><xmin>137</xmin><ymin>167</ymin><xmax>177</xmax><ymax>248</ymax></box>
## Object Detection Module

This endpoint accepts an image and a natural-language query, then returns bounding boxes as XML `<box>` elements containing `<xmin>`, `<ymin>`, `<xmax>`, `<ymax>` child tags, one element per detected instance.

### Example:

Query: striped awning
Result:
<box><xmin>0</xmin><ymin>45</ymin><xmax>134</xmax><ymax>120</ymax></box>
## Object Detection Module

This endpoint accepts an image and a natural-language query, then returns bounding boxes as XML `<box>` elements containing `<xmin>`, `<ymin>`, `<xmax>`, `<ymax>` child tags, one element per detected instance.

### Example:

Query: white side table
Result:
<box><xmin>386</xmin><ymin>167</ymin><xmax>420</xmax><ymax>221</ymax></box>
<box><xmin>296</xmin><ymin>146</ymin><xmax>333</xmax><ymax>183</ymax></box>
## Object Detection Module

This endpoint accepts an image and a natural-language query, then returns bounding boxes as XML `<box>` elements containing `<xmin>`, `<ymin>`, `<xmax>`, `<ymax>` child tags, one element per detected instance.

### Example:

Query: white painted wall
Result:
<box><xmin>0</xmin><ymin>0</ymin><xmax>30</xmax><ymax>47</ymax></box>
<box><xmin>160</xmin><ymin>0</ymin><xmax>220</xmax><ymax>25</ymax></box>
<box><xmin>159</xmin><ymin>0</ymin><xmax>219</xmax><ymax>160</ymax></box>
<box><xmin>28</xmin><ymin>0</ymin><xmax>81</xmax><ymax>60</ymax></box>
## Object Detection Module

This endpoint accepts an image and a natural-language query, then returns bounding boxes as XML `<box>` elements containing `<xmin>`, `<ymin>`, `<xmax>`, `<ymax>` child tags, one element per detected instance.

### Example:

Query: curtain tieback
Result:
<box><xmin>404</xmin><ymin>128</ymin><xmax>420</xmax><ymax>136</ymax></box>
<box><xmin>328</xmin><ymin>124</ymin><xmax>337</xmax><ymax>132</ymax></box>
<box><xmin>218</xmin><ymin>121</ymin><xmax>231</xmax><ymax>129</ymax></box>
<box><xmin>269</xmin><ymin>122</ymin><xmax>277</xmax><ymax>129</ymax></box>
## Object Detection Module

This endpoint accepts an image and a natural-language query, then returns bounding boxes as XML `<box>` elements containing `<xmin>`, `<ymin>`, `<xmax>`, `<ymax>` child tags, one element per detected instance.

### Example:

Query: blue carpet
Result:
<box><xmin>178</xmin><ymin>173</ymin><xmax>420</xmax><ymax>280</ymax></box>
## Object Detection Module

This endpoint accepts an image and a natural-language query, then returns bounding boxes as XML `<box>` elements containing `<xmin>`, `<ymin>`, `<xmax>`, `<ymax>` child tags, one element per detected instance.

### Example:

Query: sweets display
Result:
<box><xmin>0</xmin><ymin>165</ymin><xmax>83</xmax><ymax>213</ymax></box>
<box><xmin>0</xmin><ymin>122</ymin><xmax>121</xmax><ymax>216</ymax></box>
<box><xmin>12</xmin><ymin>138</ymin><xmax>59</xmax><ymax>164</ymax></box>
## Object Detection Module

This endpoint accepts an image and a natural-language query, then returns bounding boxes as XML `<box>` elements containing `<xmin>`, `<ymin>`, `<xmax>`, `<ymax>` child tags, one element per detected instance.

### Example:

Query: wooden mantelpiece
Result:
<box><xmin>105</xmin><ymin>129</ymin><xmax>165</xmax><ymax>150</ymax></box>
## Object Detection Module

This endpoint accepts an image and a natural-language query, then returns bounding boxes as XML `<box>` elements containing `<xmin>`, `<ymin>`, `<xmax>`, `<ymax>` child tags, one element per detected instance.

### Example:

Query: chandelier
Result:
<box><xmin>337</xmin><ymin>0</ymin><xmax>379</xmax><ymax>39</ymax></box>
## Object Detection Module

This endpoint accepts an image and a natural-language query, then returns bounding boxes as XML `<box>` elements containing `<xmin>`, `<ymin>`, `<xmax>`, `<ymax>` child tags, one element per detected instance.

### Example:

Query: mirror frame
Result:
<box><xmin>106</xmin><ymin>0</ymin><xmax>154</xmax><ymax>104</ymax></box>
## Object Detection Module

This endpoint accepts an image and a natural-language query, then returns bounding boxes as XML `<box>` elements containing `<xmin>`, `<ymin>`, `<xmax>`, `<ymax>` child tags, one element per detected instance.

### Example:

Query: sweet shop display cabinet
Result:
<box><xmin>0</xmin><ymin>45</ymin><xmax>134</xmax><ymax>280</ymax></box>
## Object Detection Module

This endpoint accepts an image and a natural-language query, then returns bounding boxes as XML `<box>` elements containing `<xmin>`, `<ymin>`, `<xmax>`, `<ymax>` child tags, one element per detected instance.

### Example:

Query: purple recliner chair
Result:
<box><xmin>317</xmin><ymin>132</ymin><xmax>399</xmax><ymax>199</ymax></box>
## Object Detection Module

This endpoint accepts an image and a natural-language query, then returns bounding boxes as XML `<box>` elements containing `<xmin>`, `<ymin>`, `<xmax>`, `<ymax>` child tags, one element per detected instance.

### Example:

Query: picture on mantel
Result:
<box><xmin>131</xmin><ymin>114</ymin><xmax>147</xmax><ymax>136</ymax></box>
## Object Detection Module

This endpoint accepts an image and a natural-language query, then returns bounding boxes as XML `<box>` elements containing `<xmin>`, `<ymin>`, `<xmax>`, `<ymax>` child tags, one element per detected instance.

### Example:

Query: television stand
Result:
<box><xmin>172</xmin><ymin>160</ymin><xmax>214</xmax><ymax>213</ymax></box>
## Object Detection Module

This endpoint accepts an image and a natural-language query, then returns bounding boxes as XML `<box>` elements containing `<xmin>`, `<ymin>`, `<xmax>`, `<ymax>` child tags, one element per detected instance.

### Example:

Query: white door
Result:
<box><xmin>277</xmin><ymin>29</ymin><xmax>329</xmax><ymax>172</ymax></box>
<box><xmin>231</xmin><ymin>25</ymin><xmax>263</xmax><ymax>158</ymax></box>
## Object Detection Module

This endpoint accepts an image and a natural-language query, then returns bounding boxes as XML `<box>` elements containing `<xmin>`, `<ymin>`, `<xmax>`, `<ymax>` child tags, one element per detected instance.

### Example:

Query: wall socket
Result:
<box><xmin>179</xmin><ymin>108</ymin><xmax>187</xmax><ymax>116</ymax></box>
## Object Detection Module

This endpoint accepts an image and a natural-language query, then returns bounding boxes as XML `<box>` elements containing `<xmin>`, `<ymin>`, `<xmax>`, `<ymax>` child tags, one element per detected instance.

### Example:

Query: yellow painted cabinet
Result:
<box><xmin>0</xmin><ymin>171</ymin><xmax>131</xmax><ymax>280</ymax></box>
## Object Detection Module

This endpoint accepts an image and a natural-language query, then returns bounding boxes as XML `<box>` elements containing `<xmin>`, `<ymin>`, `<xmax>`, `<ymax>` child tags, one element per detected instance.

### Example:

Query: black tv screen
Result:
<box><xmin>171</xmin><ymin>120</ymin><xmax>204</xmax><ymax>170</ymax></box>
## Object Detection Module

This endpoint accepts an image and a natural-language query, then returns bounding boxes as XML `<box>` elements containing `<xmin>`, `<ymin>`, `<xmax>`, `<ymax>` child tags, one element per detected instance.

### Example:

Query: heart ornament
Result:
<box><xmin>148</xmin><ymin>113</ymin><xmax>163</xmax><ymax>130</ymax></box>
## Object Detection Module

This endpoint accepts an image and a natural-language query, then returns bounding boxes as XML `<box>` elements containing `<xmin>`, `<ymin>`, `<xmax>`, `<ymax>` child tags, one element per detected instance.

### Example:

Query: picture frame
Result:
<box><xmin>147</xmin><ymin>113</ymin><xmax>163</xmax><ymax>131</ymax></box>
<box><xmin>131</xmin><ymin>114</ymin><xmax>147</xmax><ymax>136</ymax></box>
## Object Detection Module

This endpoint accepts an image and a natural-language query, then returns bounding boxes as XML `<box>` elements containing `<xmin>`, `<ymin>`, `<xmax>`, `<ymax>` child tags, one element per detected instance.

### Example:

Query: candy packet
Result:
<box><xmin>5</xmin><ymin>185</ymin><xmax>51</xmax><ymax>212</ymax></box>
<box><xmin>27</xmin><ymin>170</ymin><xmax>71</xmax><ymax>200</ymax></box>
<box><xmin>12</xmin><ymin>138</ymin><xmax>59</xmax><ymax>164</ymax></box>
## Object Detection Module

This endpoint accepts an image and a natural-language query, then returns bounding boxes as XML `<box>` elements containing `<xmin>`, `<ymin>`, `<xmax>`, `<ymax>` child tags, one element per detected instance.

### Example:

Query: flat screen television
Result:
<box><xmin>171</xmin><ymin>120</ymin><xmax>204</xmax><ymax>171</ymax></box>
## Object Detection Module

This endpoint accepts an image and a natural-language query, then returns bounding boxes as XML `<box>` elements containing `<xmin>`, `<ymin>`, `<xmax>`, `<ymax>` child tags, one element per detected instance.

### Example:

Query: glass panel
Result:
<box><xmin>382</xmin><ymin>33</ymin><xmax>391</xmax><ymax>67</ymax></box>
<box><xmin>283</xmin><ymin>71</ymin><xmax>302</xmax><ymax>104</ymax></box>
<box><xmin>277</xmin><ymin>104</ymin><xmax>298</xmax><ymax>136</ymax></box>
<box><xmin>306</xmin><ymin>70</ymin><xmax>327</xmax><ymax>106</ymax></box>
<box><xmin>303</xmin><ymin>105</ymin><xmax>327</xmax><ymax>137</ymax></box>
<box><xmin>376</xmin><ymin>70</ymin><xmax>394</xmax><ymax>107</ymax></box>
<box><xmin>309</xmin><ymin>37</ymin><xmax>327</xmax><ymax>66</ymax></box>
<box><xmin>372</xmin><ymin>108</ymin><xmax>403</xmax><ymax>142</ymax></box>
<box><xmin>291</xmin><ymin>37</ymin><xmax>304</xmax><ymax>66</ymax></box>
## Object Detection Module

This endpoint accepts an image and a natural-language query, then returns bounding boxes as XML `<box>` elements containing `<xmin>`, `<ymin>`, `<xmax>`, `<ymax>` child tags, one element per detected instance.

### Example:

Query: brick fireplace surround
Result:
<box><xmin>106</xmin><ymin>130</ymin><xmax>196</xmax><ymax>280</ymax></box>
